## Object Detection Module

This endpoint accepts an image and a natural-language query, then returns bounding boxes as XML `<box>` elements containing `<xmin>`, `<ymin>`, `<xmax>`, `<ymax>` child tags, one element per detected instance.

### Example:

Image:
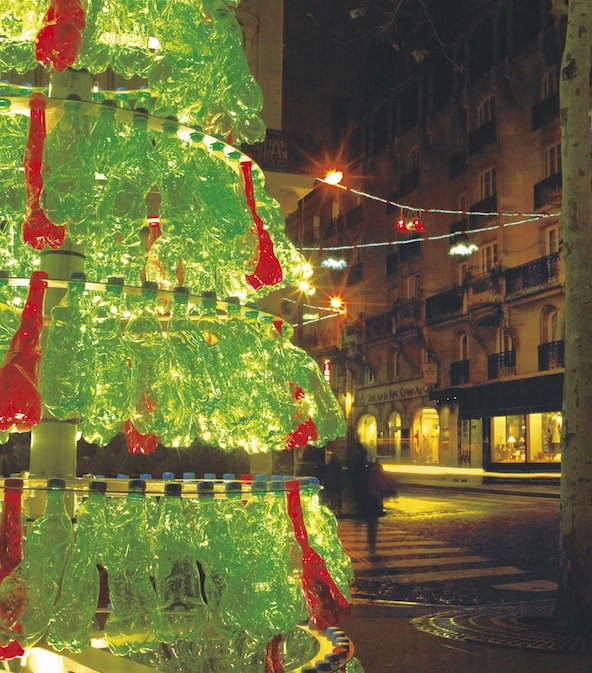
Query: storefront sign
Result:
<box><xmin>356</xmin><ymin>381</ymin><xmax>430</xmax><ymax>407</ymax></box>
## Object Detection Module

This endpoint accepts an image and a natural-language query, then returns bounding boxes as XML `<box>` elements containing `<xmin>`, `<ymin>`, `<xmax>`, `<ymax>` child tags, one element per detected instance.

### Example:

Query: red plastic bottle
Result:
<box><xmin>35</xmin><ymin>0</ymin><xmax>86</xmax><ymax>71</ymax></box>
<box><xmin>124</xmin><ymin>418</ymin><xmax>158</xmax><ymax>455</ymax></box>
<box><xmin>0</xmin><ymin>271</ymin><xmax>48</xmax><ymax>432</ymax></box>
<box><xmin>0</xmin><ymin>479</ymin><xmax>23</xmax><ymax>583</ymax></box>
<box><xmin>22</xmin><ymin>93</ymin><xmax>65</xmax><ymax>250</ymax></box>
<box><xmin>0</xmin><ymin>479</ymin><xmax>25</xmax><ymax>660</ymax></box>
<box><xmin>284</xmin><ymin>480</ymin><xmax>350</xmax><ymax>630</ymax></box>
<box><xmin>241</xmin><ymin>159</ymin><xmax>283</xmax><ymax>289</ymax></box>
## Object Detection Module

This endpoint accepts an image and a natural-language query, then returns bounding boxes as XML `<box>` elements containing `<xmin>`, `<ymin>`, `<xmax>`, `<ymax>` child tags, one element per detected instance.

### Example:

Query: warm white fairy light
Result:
<box><xmin>449</xmin><ymin>242</ymin><xmax>479</xmax><ymax>256</ymax></box>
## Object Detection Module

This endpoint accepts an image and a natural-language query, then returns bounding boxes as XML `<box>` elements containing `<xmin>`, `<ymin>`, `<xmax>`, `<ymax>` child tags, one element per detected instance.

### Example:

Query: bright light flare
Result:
<box><xmin>298</xmin><ymin>280</ymin><xmax>316</xmax><ymax>296</ymax></box>
<box><xmin>323</xmin><ymin>170</ymin><xmax>343</xmax><ymax>185</ymax></box>
<box><xmin>330</xmin><ymin>296</ymin><xmax>343</xmax><ymax>310</ymax></box>
<box><xmin>320</xmin><ymin>257</ymin><xmax>348</xmax><ymax>270</ymax></box>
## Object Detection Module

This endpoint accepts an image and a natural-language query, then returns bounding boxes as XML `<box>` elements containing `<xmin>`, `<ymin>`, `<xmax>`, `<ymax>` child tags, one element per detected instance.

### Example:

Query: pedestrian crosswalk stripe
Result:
<box><xmin>367</xmin><ymin>566</ymin><xmax>525</xmax><ymax>584</ymax></box>
<box><xmin>354</xmin><ymin>555</ymin><xmax>487</xmax><ymax>572</ymax></box>
<box><xmin>349</xmin><ymin>547</ymin><xmax>466</xmax><ymax>568</ymax></box>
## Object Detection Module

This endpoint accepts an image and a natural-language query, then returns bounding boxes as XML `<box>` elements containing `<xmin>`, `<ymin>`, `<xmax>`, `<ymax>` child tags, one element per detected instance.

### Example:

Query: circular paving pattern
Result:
<box><xmin>411</xmin><ymin>601</ymin><xmax>592</xmax><ymax>653</ymax></box>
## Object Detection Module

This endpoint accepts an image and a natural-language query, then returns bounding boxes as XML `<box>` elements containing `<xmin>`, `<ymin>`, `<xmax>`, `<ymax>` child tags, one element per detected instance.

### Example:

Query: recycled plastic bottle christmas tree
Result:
<box><xmin>0</xmin><ymin>0</ymin><xmax>345</xmax><ymax>456</ymax></box>
<box><xmin>0</xmin><ymin>0</ymin><xmax>353</xmax><ymax>669</ymax></box>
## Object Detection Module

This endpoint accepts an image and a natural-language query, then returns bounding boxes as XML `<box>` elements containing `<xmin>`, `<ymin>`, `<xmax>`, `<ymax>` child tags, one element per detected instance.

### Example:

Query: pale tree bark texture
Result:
<box><xmin>555</xmin><ymin>0</ymin><xmax>592</xmax><ymax>633</ymax></box>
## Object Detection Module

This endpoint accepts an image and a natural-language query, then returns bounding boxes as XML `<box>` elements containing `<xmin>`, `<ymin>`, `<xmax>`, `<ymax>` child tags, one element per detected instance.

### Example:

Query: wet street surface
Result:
<box><xmin>337</xmin><ymin>488</ymin><xmax>560</xmax><ymax>606</ymax></box>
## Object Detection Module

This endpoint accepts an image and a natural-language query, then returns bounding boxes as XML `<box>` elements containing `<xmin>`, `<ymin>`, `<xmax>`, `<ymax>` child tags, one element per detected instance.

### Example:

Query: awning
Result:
<box><xmin>430</xmin><ymin>373</ymin><xmax>563</xmax><ymax>417</ymax></box>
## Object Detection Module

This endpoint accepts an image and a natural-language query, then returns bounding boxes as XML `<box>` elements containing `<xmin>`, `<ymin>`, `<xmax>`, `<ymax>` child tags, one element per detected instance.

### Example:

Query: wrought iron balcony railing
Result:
<box><xmin>505</xmin><ymin>252</ymin><xmax>560</xmax><ymax>295</ymax></box>
<box><xmin>532</xmin><ymin>93</ymin><xmax>559</xmax><ymax>131</ymax></box>
<box><xmin>468</xmin><ymin>119</ymin><xmax>496</xmax><ymax>156</ymax></box>
<box><xmin>534</xmin><ymin>172</ymin><xmax>562</xmax><ymax>210</ymax></box>
<box><xmin>487</xmin><ymin>350</ymin><xmax>516</xmax><ymax>379</ymax></box>
<box><xmin>538</xmin><ymin>340</ymin><xmax>565</xmax><ymax>371</ymax></box>
<box><xmin>426</xmin><ymin>286</ymin><xmax>464</xmax><ymax>324</ymax></box>
<box><xmin>450</xmin><ymin>359</ymin><xmax>470</xmax><ymax>385</ymax></box>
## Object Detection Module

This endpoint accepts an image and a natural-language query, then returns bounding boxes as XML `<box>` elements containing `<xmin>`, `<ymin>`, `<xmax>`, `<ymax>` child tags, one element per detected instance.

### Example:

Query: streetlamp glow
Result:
<box><xmin>324</xmin><ymin>170</ymin><xmax>343</xmax><ymax>185</ymax></box>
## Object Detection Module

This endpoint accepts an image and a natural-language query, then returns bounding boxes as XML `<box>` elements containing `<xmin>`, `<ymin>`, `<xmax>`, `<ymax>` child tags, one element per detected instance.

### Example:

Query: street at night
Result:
<box><xmin>338</xmin><ymin>488</ymin><xmax>559</xmax><ymax>607</ymax></box>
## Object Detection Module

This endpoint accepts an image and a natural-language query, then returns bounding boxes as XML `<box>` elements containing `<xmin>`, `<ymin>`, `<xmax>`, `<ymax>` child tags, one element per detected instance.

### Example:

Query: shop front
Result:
<box><xmin>432</xmin><ymin>373</ymin><xmax>563</xmax><ymax>472</ymax></box>
<box><xmin>353</xmin><ymin>380</ymin><xmax>434</xmax><ymax>464</ymax></box>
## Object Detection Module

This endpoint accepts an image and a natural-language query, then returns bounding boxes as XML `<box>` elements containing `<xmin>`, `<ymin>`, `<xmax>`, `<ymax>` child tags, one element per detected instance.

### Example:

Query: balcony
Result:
<box><xmin>538</xmin><ymin>340</ymin><xmax>565</xmax><ymax>371</ymax></box>
<box><xmin>393</xmin><ymin>298</ymin><xmax>424</xmax><ymax>331</ymax></box>
<box><xmin>505</xmin><ymin>252</ymin><xmax>560</xmax><ymax>296</ymax></box>
<box><xmin>450</xmin><ymin>359</ymin><xmax>470</xmax><ymax>385</ymax></box>
<box><xmin>364</xmin><ymin>311</ymin><xmax>394</xmax><ymax>341</ymax></box>
<box><xmin>534</xmin><ymin>172</ymin><xmax>562</xmax><ymax>209</ymax></box>
<box><xmin>487</xmin><ymin>350</ymin><xmax>516</xmax><ymax>379</ymax></box>
<box><xmin>398</xmin><ymin>167</ymin><xmax>420</xmax><ymax>197</ymax></box>
<box><xmin>426</xmin><ymin>287</ymin><xmax>464</xmax><ymax>324</ymax></box>
<box><xmin>468</xmin><ymin>119</ymin><xmax>496</xmax><ymax>156</ymax></box>
<box><xmin>468</xmin><ymin>195</ymin><xmax>497</xmax><ymax>230</ymax></box>
<box><xmin>241</xmin><ymin>129</ymin><xmax>317</xmax><ymax>174</ymax></box>
<box><xmin>532</xmin><ymin>93</ymin><xmax>559</xmax><ymax>131</ymax></box>
<box><xmin>449</xmin><ymin>150</ymin><xmax>467</xmax><ymax>179</ymax></box>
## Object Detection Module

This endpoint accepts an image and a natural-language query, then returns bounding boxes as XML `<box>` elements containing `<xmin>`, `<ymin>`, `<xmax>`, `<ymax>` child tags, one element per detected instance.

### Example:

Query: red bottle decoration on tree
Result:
<box><xmin>0</xmin><ymin>479</ymin><xmax>24</xmax><ymax>583</ymax></box>
<box><xmin>284</xmin><ymin>384</ymin><xmax>318</xmax><ymax>451</ymax></box>
<box><xmin>35</xmin><ymin>0</ymin><xmax>86</xmax><ymax>71</ymax></box>
<box><xmin>0</xmin><ymin>271</ymin><xmax>48</xmax><ymax>433</ymax></box>
<box><xmin>0</xmin><ymin>479</ymin><xmax>25</xmax><ymax>660</ymax></box>
<box><xmin>284</xmin><ymin>480</ymin><xmax>350</xmax><ymax>629</ymax></box>
<box><xmin>265</xmin><ymin>634</ymin><xmax>284</xmax><ymax>673</ymax></box>
<box><xmin>124</xmin><ymin>418</ymin><xmax>158</xmax><ymax>455</ymax></box>
<box><xmin>241</xmin><ymin>158</ymin><xmax>283</xmax><ymax>290</ymax></box>
<box><xmin>22</xmin><ymin>93</ymin><xmax>65</xmax><ymax>250</ymax></box>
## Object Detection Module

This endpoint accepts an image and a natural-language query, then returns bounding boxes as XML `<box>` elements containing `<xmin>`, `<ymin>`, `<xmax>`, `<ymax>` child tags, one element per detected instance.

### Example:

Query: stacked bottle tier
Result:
<box><xmin>0</xmin><ymin>0</ymin><xmax>264</xmax><ymax>142</ymax></box>
<box><xmin>0</xmin><ymin>476</ymin><xmax>353</xmax><ymax>671</ymax></box>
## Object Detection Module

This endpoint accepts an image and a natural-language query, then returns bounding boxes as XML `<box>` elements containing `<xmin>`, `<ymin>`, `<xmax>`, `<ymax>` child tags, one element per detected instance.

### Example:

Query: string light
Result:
<box><xmin>316</xmin><ymin>177</ymin><xmax>561</xmax><ymax>220</ymax></box>
<box><xmin>299</xmin><ymin>215</ymin><xmax>544</xmax><ymax>252</ymax></box>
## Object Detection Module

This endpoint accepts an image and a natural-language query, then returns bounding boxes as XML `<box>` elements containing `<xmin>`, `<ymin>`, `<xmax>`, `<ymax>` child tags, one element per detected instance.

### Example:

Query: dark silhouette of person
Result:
<box><xmin>350</xmin><ymin>443</ymin><xmax>384</xmax><ymax>558</ymax></box>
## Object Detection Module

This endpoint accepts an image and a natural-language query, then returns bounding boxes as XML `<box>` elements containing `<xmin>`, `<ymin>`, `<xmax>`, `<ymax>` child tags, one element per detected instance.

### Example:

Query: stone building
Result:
<box><xmin>285</xmin><ymin>0</ymin><xmax>568</xmax><ymax>474</ymax></box>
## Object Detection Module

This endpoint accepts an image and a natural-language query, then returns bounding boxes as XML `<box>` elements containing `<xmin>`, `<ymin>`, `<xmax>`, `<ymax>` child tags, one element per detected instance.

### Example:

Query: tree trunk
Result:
<box><xmin>555</xmin><ymin>0</ymin><xmax>592</xmax><ymax>633</ymax></box>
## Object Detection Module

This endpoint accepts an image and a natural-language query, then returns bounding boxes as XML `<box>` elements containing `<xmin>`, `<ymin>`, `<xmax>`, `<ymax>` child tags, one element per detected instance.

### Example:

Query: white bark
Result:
<box><xmin>556</xmin><ymin>0</ymin><xmax>592</xmax><ymax>632</ymax></box>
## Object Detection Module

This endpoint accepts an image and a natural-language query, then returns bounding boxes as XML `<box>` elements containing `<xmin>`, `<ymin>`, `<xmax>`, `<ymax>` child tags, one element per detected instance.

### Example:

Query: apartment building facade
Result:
<box><xmin>286</xmin><ymin>0</ymin><xmax>567</xmax><ymax>474</ymax></box>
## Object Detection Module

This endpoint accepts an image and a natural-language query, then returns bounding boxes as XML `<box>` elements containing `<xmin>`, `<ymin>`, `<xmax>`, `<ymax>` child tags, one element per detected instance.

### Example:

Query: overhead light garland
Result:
<box><xmin>300</xmin><ymin>214</ymin><xmax>546</xmax><ymax>252</ymax></box>
<box><xmin>298</xmin><ymin>177</ymin><xmax>561</xmax><ymax>254</ymax></box>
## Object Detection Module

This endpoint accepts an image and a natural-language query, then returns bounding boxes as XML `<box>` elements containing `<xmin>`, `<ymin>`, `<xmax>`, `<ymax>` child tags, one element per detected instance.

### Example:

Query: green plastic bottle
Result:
<box><xmin>147</xmin><ymin>117</ymin><xmax>196</xmax><ymax>288</ymax></box>
<box><xmin>153</xmin><ymin>482</ymin><xmax>207</xmax><ymax>643</ymax></box>
<box><xmin>125</xmin><ymin>281</ymin><xmax>168</xmax><ymax>438</ymax></box>
<box><xmin>96</xmin><ymin>109</ymin><xmax>154</xmax><ymax>245</ymax></box>
<box><xmin>46</xmin><ymin>480</ymin><xmax>108</xmax><ymax>652</ymax></box>
<box><xmin>0</xmin><ymin>98</ymin><xmax>26</xmax><ymax>229</ymax></box>
<box><xmin>111</xmin><ymin>0</ymin><xmax>153</xmax><ymax>78</ymax></box>
<box><xmin>103</xmin><ymin>479</ymin><xmax>160</xmax><ymax>655</ymax></box>
<box><xmin>72</xmin><ymin>0</ymin><xmax>113</xmax><ymax>72</ymax></box>
<box><xmin>87</xmin><ymin>99</ymin><xmax>121</xmax><ymax>212</ymax></box>
<box><xmin>0</xmin><ymin>478</ymin><xmax>73</xmax><ymax>648</ymax></box>
<box><xmin>82</xmin><ymin>277</ymin><xmax>131</xmax><ymax>446</ymax></box>
<box><xmin>0</xmin><ymin>272</ymin><xmax>21</xmax><ymax>364</ymax></box>
<box><xmin>0</xmin><ymin>0</ymin><xmax>42</xmax><ymax>73</ymax></box>
<box><xmin>41</xmin><ymin>95</ymin><xmax>95</xmax><ymax>234</ymax></box>
<box><xmin>300</xmin><ymin>477</ymin><xmax>353</xmax><ymax>602</ymax></box>
<box><xmin>282</xmin><ymin>338</ymin><xmax>346</xmax><ymax>445</ymax></box>
<box><xmin>40</xmin><ymin>272</ymin><xmax>88</xmax><ymax>420</ymax></box>
<box><xmin>159</xmin><ymin>287</ymin><xmax>216</xmax><ymax>448</ymax></box>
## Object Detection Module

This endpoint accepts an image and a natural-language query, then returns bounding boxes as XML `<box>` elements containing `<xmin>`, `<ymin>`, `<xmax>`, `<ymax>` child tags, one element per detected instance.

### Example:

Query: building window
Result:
<box><xmin>480</xmin><ymin>241</ymin><xmax>498</xmax><ymax>272</ymax></box>
<box><xmin>478</xmin><ymin>95</ymin><xmax>495</xmax><ymax>127</ymax></box>
<box><xmin>479</xmin><ymin>167</ymin><xmax>497</xmax><ymax>199</ymax></box>
<box><xmin>387</xmin><ymin>411</ymin><xmax>402</xmax><ymax>458</ymax></box>
<box><xmin>386</xmin><ymin>252</ymin><xmax>398</xmax><ymax>277</ymax></box>
<box><xmin>546</xmin><ymin>224</ymin><xmax>560</xmax><ymax>255</ymax></box>
<box><xmin>544</xmin><ymin>143</ymin><xmax>561</xmax><ymax>178</ymax></box>
<box><xmin>388</xmin><ymin>350</ymin><xmax>401</xmax><ymax>379</ymax></box>
<box><xmin>541</xmin><ymin>306</ymin><xmax>561</xmax><ymax>343</ymax></box>
<box><xmin>407</xmin><ymin>273</ymin><xmax>421</xmax><ymax>298</ymax></box>
<box><xmin>459</xmin><ymin>332</ymin><xmax>469</xmax><ymax>360</ymax></box>
<box><xmin>408</xmin><ymin>145</ymin><xmax>420</xmax><ymax>172</ymax></box>
<box><xmin>542</xmin><ymin>66</ymin><xmax>558</xmax><ymax>99</ymax></box>
<box><xmin>312</xmin><ymin>215</ymin><xmax>320</xmax><ymax>242</ymax></box>
<box><xmin>364</xmin><ymin>364</ymin><xmax>376</xmax><ymax>385</ymax></box>
<box><xmin>492</xmin><ymin>414</ymin><xmax>526</xmax><ymax>462</ymax></box>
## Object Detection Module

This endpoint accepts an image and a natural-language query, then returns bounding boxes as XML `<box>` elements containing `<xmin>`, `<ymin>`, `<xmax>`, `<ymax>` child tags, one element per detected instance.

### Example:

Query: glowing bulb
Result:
<box><xmin>301</xmin><ymin>262</ymin><xmax>313</xmax><ymax>278</ymax></box>
<box><xmin>324</xmin><ymin>170</ymin><xmax>343</xmax><ymax>185</ymax></box>
<box><xmin>330</xmin><ymin>297</ymin><xmax>343</xmax><ymax>310</ymax></box>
